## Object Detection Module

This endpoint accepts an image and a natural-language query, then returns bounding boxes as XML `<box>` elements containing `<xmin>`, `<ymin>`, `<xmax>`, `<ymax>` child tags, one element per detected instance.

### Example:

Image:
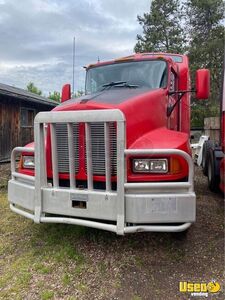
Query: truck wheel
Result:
<box><xmin>202</xmin><ymin>140</ymin><xmax>214</xmax><ymax>176</ymax></box>
<box><xmin>207</xmin><ymin>150</ymin><xmax>219</xmax><ymax>192</ymax></box>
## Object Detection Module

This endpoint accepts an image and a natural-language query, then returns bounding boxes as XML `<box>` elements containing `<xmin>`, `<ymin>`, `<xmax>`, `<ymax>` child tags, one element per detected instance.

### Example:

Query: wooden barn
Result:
<box><xmin>0</xmin><ymin>83</ymin><xmax>58</xmax><ymax>162</ymax></box>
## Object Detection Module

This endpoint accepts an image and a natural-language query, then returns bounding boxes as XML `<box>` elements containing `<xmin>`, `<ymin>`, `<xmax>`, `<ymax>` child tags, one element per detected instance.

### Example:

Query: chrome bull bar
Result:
<box><xmin>9</xmin><ymin>109</ymin><xmax>195</xmax><ymax>235</ymax></box>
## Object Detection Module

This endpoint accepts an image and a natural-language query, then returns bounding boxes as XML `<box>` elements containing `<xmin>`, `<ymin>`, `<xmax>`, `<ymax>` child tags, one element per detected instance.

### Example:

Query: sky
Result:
<box><xmin>0</xmin><ymin>0</ymin><xmax>150</xmax><ymax>96</ymax></box>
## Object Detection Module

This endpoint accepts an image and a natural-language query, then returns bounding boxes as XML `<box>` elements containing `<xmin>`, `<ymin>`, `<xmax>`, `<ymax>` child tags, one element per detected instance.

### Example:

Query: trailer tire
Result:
<box><xmin>202</xmin><ymin>140</ymin><xmax>214</xmax><ymax>176</ymax></box>
<box><xmin>207</xmin><ymin>150</ymin><xmax>219</xmax><ymax>192</ymax></box>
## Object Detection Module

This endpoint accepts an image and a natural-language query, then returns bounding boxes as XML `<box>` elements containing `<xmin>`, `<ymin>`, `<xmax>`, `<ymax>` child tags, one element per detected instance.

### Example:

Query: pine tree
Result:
<box><xmin>134</xmin><ymin>0</ymin><xmax>185</xmax><ymax>53</ymax></box>
<box><xmin>186</xmin><ymin>0</ymin><xmax>225</xmax><ymax>127</ymax></box>
<box><xmin>26</xmin><ymin>82</ymin><xmax>42</xmax><ymax>96</ymax></box>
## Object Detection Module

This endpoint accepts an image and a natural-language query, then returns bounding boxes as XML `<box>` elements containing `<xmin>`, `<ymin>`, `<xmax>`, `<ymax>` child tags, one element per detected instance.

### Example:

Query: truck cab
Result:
<box><xmin>8</xmin><ymin>53</ymin><xmax>210</xmax><ymax>235</ymax></box>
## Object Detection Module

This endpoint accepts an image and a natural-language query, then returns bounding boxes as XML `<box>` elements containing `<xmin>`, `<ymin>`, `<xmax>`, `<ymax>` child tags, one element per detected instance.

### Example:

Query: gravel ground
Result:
<box><xmin>0</xmin><ymin>163</ymin><xmax>224</xmax><ymax>300</ymax></box>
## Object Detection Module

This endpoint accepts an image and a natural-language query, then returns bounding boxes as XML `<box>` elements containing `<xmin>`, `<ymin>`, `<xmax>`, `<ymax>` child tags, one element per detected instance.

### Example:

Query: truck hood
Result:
<box><xmin>52</xmin><ymin>87</ymin><xmax>189</xmax><ymax>152</ymax></box>
<box><xmin>57</xmin><ymin>87</ymin><xmax>151</xmax><ymax>106</ymax></box>
<box><xmin>53</xmin><ymin>87</ymin><xmax>167</xmax><ymax>143</ymax></box>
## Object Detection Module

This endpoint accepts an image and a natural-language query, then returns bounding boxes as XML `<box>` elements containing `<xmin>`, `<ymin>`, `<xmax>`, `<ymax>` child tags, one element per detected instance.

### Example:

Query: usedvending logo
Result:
<box><xmin>179</xmin><ymin>280</ymin><xmax>221</xmax><ymax>297</ymax></box>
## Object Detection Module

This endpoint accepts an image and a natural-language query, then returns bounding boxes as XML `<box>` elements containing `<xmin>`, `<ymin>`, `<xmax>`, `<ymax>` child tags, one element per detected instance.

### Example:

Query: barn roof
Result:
<box><xmin>0</xmin><ymin>82</ymin><xmax>58</xmax><ymax>107</ymax></box>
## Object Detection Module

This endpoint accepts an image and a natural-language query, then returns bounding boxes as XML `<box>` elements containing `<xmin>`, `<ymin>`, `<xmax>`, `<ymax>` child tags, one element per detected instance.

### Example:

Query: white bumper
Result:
<box><xmin>8</xmin><ymin>178</ymin><xmax>195</xmax><ymax>234</ymax></box>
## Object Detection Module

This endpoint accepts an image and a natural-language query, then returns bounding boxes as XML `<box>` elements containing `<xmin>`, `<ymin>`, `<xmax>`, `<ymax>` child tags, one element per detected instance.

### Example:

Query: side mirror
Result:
<box><xmin>61</xmin><ymin>84</ymin><xmax>71</xmax><ymax>103</ymax></box>
<box><xmin>195</xmin><ymin>69</ymin><xmax>210</xmax><ymax>100</ymax></box>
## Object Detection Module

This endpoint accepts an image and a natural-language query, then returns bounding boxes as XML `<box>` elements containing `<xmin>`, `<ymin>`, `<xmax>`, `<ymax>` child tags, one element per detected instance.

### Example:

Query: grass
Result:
<box><xmin>0</xmin><ymin>191</ymin><xmax>90</xmax><ymax>299</ymax></box>
<box><xmin>98</xmin><ymin>261</ymin><xmax>108</xmax><ymax>273</ymax></box>
<box><xmin>0</xmin><ymin>165</ymin><xmax>224</xmax><ymax>300</ymax></box>
<box><xmin>41</xmin><ymin>290</ymin><xmax>54</xmax><ymax>300</ymax></box>
<box><xmin>132</xmin><ymin>296</ymin><xmax>142</xmax><ymax>300</ymax></box>
<box><xmin>62</xmin><ymin>273</ymin><xmax>71</xmax><ymax>285</ymax></box>
<box><xmin>0</xmin><ymin>190</ymin><xmax>123</xmax><ymax>299</ymax></box>
<box><xmin>33</xmin><ymin>262</ymin><xmax>53</xmax><ymax>274</ymax></box>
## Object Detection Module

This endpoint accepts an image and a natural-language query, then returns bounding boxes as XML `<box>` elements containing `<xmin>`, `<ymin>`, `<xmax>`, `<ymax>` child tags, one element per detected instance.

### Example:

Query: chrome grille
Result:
<box><xmin>89</xmin><ymin>122</ymin><xmax>117</xmax><ymax>175</ymax></box>
<box><xmin>55</xmin><ymin>122</ymin><xmax>117</xmax><ymax>176</ymax></box>
<box><xmin>56</xmin><ymin>123</ymin><xmax>79</xmax><ymax>173</ymax></box>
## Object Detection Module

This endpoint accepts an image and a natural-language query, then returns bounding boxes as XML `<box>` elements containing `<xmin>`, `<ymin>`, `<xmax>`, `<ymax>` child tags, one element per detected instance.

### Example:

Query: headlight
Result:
<box><xmin>133</xmin><ymin>159</ymin><xmax>150</xmax><ymax>172</ymax></box>
<box><xmin>22</xmin><ymin>156</ymin><xmax>35</xmax><ymax>169</ymax></box>
<box><xmin>133</xmin><ymin>158</ymin><xmax>168</xmax><ymax>173</ymax></box>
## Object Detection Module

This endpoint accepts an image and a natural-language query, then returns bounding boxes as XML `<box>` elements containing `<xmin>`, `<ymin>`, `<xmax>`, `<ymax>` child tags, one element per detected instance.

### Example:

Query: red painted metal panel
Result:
<box><xmin>20</xmin><ymin>53</ymin><xmax>193</xmax><ymax>183</ymax></box>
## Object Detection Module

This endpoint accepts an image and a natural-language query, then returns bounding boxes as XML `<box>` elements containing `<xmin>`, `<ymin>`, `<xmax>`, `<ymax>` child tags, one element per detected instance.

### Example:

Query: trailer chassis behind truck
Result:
<box><xmin>202</xmin><ymin>61</ymin><xmax>225</xmax><ymax>193</ymax></box>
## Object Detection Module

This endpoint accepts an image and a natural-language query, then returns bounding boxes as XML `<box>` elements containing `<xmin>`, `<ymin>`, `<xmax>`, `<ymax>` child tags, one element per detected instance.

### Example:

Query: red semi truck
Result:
<box><xmin>202</xmin><ymin>63</ymin><xmax>225</xmax><ymax>193</ymax></box>
<box><xmin>8</xmin><ymin>53</ymin><xmax>210</xmax><ymax>235</ymax></box>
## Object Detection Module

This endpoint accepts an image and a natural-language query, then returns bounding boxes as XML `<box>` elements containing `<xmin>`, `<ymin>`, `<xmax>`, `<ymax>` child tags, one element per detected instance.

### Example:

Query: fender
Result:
<box><xmin>127</xmin><ymin>127</ymin><xmax>190</xmax><ymax>182</ymax></box>
<box><xmin>129</xmin><ymin>127</ymin><xmax>190</xmax><ymax>152</ymax></box>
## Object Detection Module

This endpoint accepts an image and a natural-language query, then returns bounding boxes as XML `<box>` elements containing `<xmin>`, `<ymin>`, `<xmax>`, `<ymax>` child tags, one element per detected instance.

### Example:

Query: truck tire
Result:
<box><xmin>202</xmin><ymin>140</ymin><xmax>214</xmax><ymax>176</ymax></box>
<box><xmin>207</xmin><ymin>150</ymin><xmax>219</xmax><ymax>192</ymax></box>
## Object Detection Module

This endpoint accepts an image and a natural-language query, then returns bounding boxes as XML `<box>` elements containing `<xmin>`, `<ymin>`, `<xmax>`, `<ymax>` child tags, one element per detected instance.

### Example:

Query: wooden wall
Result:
<box><xmin>204</xmin><ymin>117</ymin><xmax>220</xmax><ymax>143</ymax></box>
<box><xmin>0</xmin><ymin>95</ymin><xmax>54</xmax><ymax>162</ymax></box>
<box><xmin>0</xmin><ymin>99</ymin><xmax>20</xmax><ymax>161</ymax></box>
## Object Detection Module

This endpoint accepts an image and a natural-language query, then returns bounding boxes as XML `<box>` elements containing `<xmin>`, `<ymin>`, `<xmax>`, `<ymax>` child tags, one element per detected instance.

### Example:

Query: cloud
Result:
<box><xmin>0</xmin><ymin>0</ymin><xmax>149</xmax><ymax>95</ymax></box>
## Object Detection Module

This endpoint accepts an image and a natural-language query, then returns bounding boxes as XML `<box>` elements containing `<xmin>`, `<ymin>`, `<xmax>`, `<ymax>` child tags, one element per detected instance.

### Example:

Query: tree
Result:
<box><xmin>134</xmin><ymin>0</ymin><xmax>225</xmax><ymax>127</ymax></box>
<box><xmin>26</xmin><ymin>82</ymin><xmax>42</xmax><ymax>96</ymax></box>
<box><xmin>134</xmin><ymin>0</ymin><xmax>185</xmax><ymax>53</ymax></box>
<box><xmin>48</xmin><ymin>91</ymin><xmax>61</xmax><ymax>102</ymax></box>
<box><xmin>186</xmin><ymin>0</ymin><xmax>225</xmax><ymax>127</ymax></box>
<box><xmin>187</xmin><ymin>0</ymin><xmax>224</xmax><ymax>37</ymax></box>
<box><xmin>73</xmin><ymin>90</ymin><xmax>85</xmax><ymax>98</ymax></box>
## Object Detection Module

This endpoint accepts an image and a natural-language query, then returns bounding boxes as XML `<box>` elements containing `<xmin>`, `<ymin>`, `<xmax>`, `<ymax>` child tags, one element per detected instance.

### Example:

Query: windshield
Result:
<box><xmin>85</xmin><ymin>60</ymin><xmax>167</xmax><ymax>94</ymax></box>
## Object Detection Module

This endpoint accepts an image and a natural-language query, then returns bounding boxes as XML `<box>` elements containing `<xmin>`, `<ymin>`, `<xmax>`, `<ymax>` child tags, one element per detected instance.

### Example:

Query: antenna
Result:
<box><xmin>72</xmin><ymin>36</ymin><xmax>75</xmax><ymax>96</ymax></box>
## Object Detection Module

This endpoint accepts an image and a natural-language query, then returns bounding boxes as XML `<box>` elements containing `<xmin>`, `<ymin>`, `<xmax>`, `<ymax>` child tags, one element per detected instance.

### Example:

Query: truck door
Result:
<box><xmin>168</xmin><ymin>69</ymin><xmax>180</xmax><ymax>131</ymax></box>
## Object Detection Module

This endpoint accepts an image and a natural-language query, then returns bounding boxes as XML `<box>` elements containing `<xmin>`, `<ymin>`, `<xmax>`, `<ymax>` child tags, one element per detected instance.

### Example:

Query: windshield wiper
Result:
<box><xmin>101</xmin><ymin>81</ymin><xmax>139</xmax><ymax>90</ymax></box>
<box><xmin>102</xmin><ymin>81</ymin><xmax>126</xmax><ymax>88</ymax></box>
